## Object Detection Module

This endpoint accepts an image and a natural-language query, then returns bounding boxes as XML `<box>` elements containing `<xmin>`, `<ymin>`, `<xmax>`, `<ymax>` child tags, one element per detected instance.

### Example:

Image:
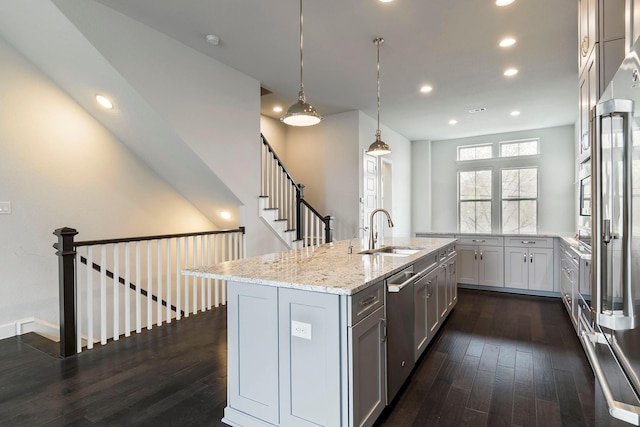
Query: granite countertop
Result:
<box><xmin>182</xmin><ymin>237</ymin><xmax>456</xmax><ymax>296</ymax></box>
<box><xmin>415</xmin><ymin>231</ymin><xmax>568</xmax><ymax>239</ymax></box>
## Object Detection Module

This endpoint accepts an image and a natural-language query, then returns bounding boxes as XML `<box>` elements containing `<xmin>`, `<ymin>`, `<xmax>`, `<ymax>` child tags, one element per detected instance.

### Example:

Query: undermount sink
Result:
<box><xmin>357</xmin><ymin>246</ymin><xmax>423</xmax><ymax>256</ymax></box>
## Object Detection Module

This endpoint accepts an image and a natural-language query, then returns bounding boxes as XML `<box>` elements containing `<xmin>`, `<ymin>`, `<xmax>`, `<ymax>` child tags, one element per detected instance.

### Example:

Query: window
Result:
<box><xmin>501</xmin><ymin>167</ymin><xmax>538</xmax><ymax>233</ymax></box>
<box><xmin>500</xmin><ymin>139</ymin><xmax>539</xmax><ymax>157</ymax></box>
<box><xmin>458</xmin><ymin>170</ymin><xmax>492</xmax><ymax>233</ymax></box>
<box><xmin>458</xmin><ymin>144</ymin><xmax>492</xmax><ymax>161</ymax></box>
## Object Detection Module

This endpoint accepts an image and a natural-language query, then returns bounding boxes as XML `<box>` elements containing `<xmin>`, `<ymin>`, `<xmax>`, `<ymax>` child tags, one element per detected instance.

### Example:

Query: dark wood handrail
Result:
<box><xmin>74</xmin><ymin>227</ymin><xmax>245</xmax><ymax>247</ymax></box>
<box><xmin>79</xmin><ymin>256</ymin><xmax>184</xmax><ymax>316</ymax></box>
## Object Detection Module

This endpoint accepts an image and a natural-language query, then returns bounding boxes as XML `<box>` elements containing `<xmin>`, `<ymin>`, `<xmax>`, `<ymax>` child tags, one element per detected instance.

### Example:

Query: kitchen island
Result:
<box><xmin>183</xmin><ymin>237</ymin><xmax>456</xmax><ymax>427</ymax></box>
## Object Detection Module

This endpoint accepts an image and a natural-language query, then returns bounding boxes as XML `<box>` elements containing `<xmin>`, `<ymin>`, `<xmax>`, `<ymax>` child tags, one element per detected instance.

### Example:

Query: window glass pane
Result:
<box><xmin>460</xmin><ymin>202</ymin><xmax>476</xmax><ymax>233</ymax></box>
<box><xmin>476</xmin><ymin>170</ymin><xmax>492</xmax><ymax>198</ymax></box>
<box><xmin>520</xmin><ymin>168</ymin><xmax>537</xmax><ymax>198</ymax></box>
<box><xmin>520</xmin><ymin>200</ymin><xmax>537</xmax><ymax>233</ymax></box>
<box><xmin>502</xmin><ymin>201</ymin><xmax>519</xmax><ymax>233</ymax></box>
<box><xmin>458</xmin><ymin>144</ymin><xmax>492</xmax><ymax>161</ymax></box>
<box><xmin>500</xmin><ymin>139</ymin><xmax>539</xmax><ymax>157</ymax></box>
<box><xmin>459</xmin><ymin>171</ymin><xmax>476</xmax><ymax>200</ymax></box>
<box><xmin>501</xmin><ymin>169</ymin><xmax>519</xmax><ymax>199</ymax></box>
<box><xmin>476</xmin><ymin>201</ymin><xmax>492</xmax><ymax>233</ymax></box>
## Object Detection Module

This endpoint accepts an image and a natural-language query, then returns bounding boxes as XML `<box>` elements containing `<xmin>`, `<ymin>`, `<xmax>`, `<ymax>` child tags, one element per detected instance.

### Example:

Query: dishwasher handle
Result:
<box><xmin>387</xmin><ymin>272</ymin><xmax>417</xmax><ymax>293</ymax></box>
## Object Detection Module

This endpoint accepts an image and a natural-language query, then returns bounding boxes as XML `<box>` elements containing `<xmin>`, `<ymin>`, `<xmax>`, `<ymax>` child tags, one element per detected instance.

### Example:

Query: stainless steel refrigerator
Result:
<box><xmin>586</xmin><ymin>38</ymin><xmax>640</xmax><ymax>425</ymax></box>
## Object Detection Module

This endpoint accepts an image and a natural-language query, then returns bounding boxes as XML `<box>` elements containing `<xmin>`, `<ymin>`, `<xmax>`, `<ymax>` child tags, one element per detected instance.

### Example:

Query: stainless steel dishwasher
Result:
<box><xmin>385</xmin><ymin>266</ymin><xmax>418</xmax><ymax>403</ymax></box>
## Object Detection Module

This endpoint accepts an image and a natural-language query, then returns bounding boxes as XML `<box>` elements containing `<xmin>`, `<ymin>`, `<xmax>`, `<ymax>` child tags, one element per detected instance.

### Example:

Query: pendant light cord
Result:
<box><xmin>299</xmin><ymin>0</ymin><xmax>305</xmax><ymax>98</ymax></box>
<box><xmin>374</xmin><ymin>37</ymin><xmax>383</xmax><ymax>135</ymax></box>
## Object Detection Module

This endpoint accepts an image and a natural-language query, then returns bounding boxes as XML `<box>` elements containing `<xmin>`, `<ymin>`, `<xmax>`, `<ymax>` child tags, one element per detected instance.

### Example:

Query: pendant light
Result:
<box><xmin>366</xmin><ymin>37</ymin><xmax>391</xmax><ymax>156</ymax></box>
<box><xmin>281</xmin><ymin>0</ymin><xmax>322</xmax><ymax>126</ymax></box>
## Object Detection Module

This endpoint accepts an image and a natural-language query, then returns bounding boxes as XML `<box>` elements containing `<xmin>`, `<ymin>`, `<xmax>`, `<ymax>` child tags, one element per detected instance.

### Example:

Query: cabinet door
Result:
<box><xmin>349</xmin><ymin>306</ymin><xmax>386</xmax><ymax>427</ymax></box>
<box><xmin>413</xmin><ymin>279</ymin><xmax>428</xmax><ymax>361</ymax></box>
<box><xmin>448</xmin><ymin>258</ymin><xmax>457</xmax><ymax>308</ymax></box>
<box><xmin>437</xmin><ymin>265</ymin><xmax>448</xmax><ymax>320</ymax></box>
<box><xmin>478</xmin><ymin>246</ymin><xmax>504</xmax><ymax>287</ymax></box>
<box><xmin>426</xmin><ymin>270</ymin><xmax>440</xmax><ymax>341</ymax></box>
<box><xmin>579</xmin><ymin>0</ymin><xmax>597</xmax><ymax>72</ymax></box>
<box><xmin>580</xmin><ymin>259</ymin><xmax>592</xmax><ymax>296</ymax></box>
<box><xmin>528</xmin><ymin>248</ymin><xmax>555</xmax><ymax>292</ymax></box>
<box><xmin>504</xmin><ymin>247</ymin><xmax>528</xmax><ymax>289</ymax></box>
<box><xmin>456</xmin><ymin>245</ymin><xmax>479</xmax><ymax>285</ymax></box>
<box><xmin>279</xmin><ymin>288</ymin><xmax>341</xmax><ymax>427</ymax></box>
<box><xmin>227</xmin><ymin>282</ymin><xmax>279</xmax><ymax>424</ymax></box>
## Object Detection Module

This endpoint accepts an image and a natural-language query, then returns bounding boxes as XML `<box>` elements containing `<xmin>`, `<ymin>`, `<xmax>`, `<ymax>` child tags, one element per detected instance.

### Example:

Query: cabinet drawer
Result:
<box><xmin>348</xmin><ymin>281</ymin><xmax>384</xmax><ymax>326</ymax></box>
<box><xmin>505</xmin><ymin>237</ymin><xmax>554</xmax><ymax>248</ymax></box>
<box><xmin>457</xmin><ymin>235</ymin><xmax>504</xmax><ymax>246</ymax></box>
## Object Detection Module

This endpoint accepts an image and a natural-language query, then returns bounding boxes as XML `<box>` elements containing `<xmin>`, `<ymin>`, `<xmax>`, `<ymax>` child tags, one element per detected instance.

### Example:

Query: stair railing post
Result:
<box><xmin>53</xmin><ymin>227</ymin><xmax>79</xmax><ymax>357</ymax></box>
<box><xmin>324</xmin><ymin>216</ymin><xmax>334</xmax><ymax>243</ymax></box>
<box><xmin>296</xmin><ymin>184</ymin><xmax>305</xmax><ymax>243</ymax></box>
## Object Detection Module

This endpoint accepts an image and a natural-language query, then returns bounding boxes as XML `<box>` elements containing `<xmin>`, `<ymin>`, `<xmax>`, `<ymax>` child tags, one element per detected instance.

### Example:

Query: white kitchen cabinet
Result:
<box><xmin>349</xmin><ymin>305</ymin><xmax>386</xmax><ymax>427</ymax></box>
<box><xmin>446</xmin><ymin>256</ymin><xmax>457</xmax><ymax>309</ymax></box>
<box><xmin>413</xmin><ymin>265</ymin><xmax>441</xmax><ymax>361</ymax></box>
<box><xmin>628</xmin><ymin>0</ymin><xmax>640</xmax><ymax>51</ymax></box>
<box><xmin>504</xmin><ymin>238</ymin><xmax>554</xmax><ymax>292</ymax></box>
<box><xmin>456</xmin><ymin>240</ymin><xmax>504</xmax><ymax>288</ymax></box>
<box><xmin>579</xmin><ymin>0</ymin><xmax>598</xmax><ymax>73</ymax></box>
<box><xmin>578</xmin><ymin>46</ymin><xmax>598</xmax><ymax>157</ymax></box>
<box><xmin>559</xmin><ymin>241</ymin><xmax>580</xmax><ymax>329</ymax></box>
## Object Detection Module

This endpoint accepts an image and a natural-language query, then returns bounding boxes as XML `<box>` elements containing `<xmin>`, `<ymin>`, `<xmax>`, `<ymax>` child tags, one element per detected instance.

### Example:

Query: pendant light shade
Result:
<box><xmin>281</xmin><ymin>0</ymin><xmax>322</xmax><ymax>126</ymax></box>
<box><xmin>366</xmin><ymin>37</ymin><xmax>391</xmax><ymax>156</ymax></box>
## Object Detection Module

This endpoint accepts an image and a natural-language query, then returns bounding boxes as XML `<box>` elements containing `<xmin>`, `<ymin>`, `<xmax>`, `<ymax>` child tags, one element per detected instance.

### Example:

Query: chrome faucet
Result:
<box><xmin>369</xmin><ymin>208</ymin><xmax>394</xmax><ymax>250</ymax></box>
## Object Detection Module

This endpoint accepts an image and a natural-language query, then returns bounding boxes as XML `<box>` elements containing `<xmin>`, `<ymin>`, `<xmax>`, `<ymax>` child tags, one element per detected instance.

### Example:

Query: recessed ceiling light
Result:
<box><xmin>96</xmin><ymin>95</ymin><xmax>113</xmax><ymax>109</ymax></box>
<box><xmin>420</xmin><ymin>85</ymin><xmax>433</xmax><ymax>93</ymax></box>
<box><xmin>499</xmin><ymin>37</ymin><xmax>516</xmax><ymax>47</ymax></box>
<box><xmin>379</xmin><ymin>0</ymin><xmax>393</xmax><ymax>3</ymax></box>
<box><xmin>504</xmin><ymin>68</ymin><xmax>518</xmax><ymax>77</ymax></box>
<box><xmin>205</xmin><ymin>34</ymin><xmax>220</xmax><ymax>45</ymax></box>
<box><xmin>496</xmin><ymin>0</ymin><xmax>514</xmax><ymax>6</ymax></box>
<box><xmin>449</xmin><ymin>119</ymin><xmax>458</xmax><ymax>125</ymax></box>
<box><xmin>468</xmin><ymin>107</ymin><xmax>487</xmax><ymax>113</ymax></box>
<box><xmin>220</xmin><ymin>211</ymin><xmax>232</xmax><ymax>220</ymax></box>
<box><xmin>273</xmin><ymin>106</ymin><xmax>283</xmax><ymax>113</ymax></box>
<box><xmin>510</xmin><ymin>110</ymin><xmax>521</xmax><ymax>116</ymax></box>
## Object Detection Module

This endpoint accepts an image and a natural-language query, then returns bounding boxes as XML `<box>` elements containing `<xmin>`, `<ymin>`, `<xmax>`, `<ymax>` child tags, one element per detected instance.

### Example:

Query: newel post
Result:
<box><xmin>324</xmin><ymin>216</ymin><xmax>335</xmax><ymax>243</ymax></box>
<box><xmin>296</xmin><ymin>184</ymin><xmax>305</xmax><ymax>242</ymax></box>
<box><xmin>53</xmin><ymin>227</ymin><xmax>78</xmax><ymax>357</ymax></box>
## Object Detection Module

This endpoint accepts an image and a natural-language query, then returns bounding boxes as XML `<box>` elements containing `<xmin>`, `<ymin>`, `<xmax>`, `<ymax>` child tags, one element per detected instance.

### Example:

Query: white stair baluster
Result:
<box><xmin>100</xmin><ymin>245</ymin><xmax>107</xmax><ymax>345</ymax></box>
<box><xmin>87</xmin><ymin>246</ymin><xmax>93</xmax><ymax>349</ymax></box>
<box><xmin>147</xmin><ymin>241</ymin><xmax>152</xmax><ymax>330</ymax></box>
<box><xmin>135</xmin><ymin>241</ymin><xmax>141</xmax><ymax>333</ymax></box>
<box><xmin>166</xmin><ymin>238</ymin><xmax>172</xmax><ymax>323</ymax></box>
<box><xmin>113</xmin><ymin>244</ymin><xmax>120</xmax><ymax>341</ymax></box>
<box><xmin>176</xmin><ymin>238</ymin><xmax>181</xmax><ymax>320</ymax></box>
<box><xmin>157</xmin><ymin>240</ymin><xmax>162</xmax><ymax>327</ymax></box>
<box><xmin>124</xmin><ymin>243</ymin><xmax>131</xmax><ymax>337</ymax></box>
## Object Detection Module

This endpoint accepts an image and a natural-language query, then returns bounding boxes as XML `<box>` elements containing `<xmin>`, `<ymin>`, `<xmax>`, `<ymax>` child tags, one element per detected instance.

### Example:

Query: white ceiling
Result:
<box><xmin>94</xmin><ymin>0</ymin><xmax>579</xmax><ymax>141</ymax></box>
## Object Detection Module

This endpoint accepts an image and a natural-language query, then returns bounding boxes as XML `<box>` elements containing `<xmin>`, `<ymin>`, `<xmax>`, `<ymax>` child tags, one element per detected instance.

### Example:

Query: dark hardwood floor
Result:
<box><xmin>376</xmin><ymin>288</ymin><xmax>595</xmax><ymax>427</ymax></box>
<box><xmin>0</xmin><ymin>288</ymin><xmax>594</xmax><ymax>426</ymax></box>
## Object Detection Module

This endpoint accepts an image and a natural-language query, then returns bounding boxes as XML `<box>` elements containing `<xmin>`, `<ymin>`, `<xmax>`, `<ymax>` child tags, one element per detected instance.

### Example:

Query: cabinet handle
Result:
<box><xmin>380</xmin><ymin>318</ymin><xmax>386</xmax><ymax>343</ymax></box>
<box><xmin>523</xmin><ymin>253</ymin><xmax>527</xmax><ymax>263</ymax></box>
<box><xmin>521</xmin><ymin>240</ymin><xmax>536</xmax><ymax>244</ymax></box>
<box><xmin>472</xmin><ymin>239</ymin><xmax>486</xmax><ymax>243</ymax></box>
<box><xmin>474</xmin><ymin>250</ymin><xmax>477</xmax><ymax>260</ymax></box>
<box><xmin>480</xmin><ymin>251</ymin><xmax>483</xmax><ymax>261</ymax></box>
<box><xmin>530</xmin><ymin>253</ymin><xmax>533</xmax><ymax>263</ymax></box>
<box><xmin>359</xmin><ymin>295</ymin><xmax>377</xmax><ymax>308</ymax></box>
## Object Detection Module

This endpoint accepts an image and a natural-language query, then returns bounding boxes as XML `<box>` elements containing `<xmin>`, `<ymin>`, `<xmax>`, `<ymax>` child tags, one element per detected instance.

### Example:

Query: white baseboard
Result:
<box><xmin>0</xmin><ymin>318</ymin><xmax>60</xmax><ymax>341</ymax></box>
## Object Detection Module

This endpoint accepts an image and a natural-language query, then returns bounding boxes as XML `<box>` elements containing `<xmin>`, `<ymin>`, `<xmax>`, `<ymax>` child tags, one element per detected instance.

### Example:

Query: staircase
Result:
<box><xmin>260</xmin><ymin>135</ymin><xmax>333</xmax><ymax>249</ymax></box>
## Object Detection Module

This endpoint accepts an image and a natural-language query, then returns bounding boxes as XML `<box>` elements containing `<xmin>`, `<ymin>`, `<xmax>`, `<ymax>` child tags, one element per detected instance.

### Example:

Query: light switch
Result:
<box><xmin>291</xmin><ymin>320</ymin><xmax>312</xmax><ymax>340</ymax></box>
<box><xmin>0</xmin><ymin>201</ymin><xmax>11</xmax><ymax>215</ymax></box>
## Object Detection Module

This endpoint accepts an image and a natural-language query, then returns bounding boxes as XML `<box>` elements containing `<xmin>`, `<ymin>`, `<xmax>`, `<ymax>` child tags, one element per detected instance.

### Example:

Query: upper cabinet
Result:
<box><xmin>626</xmin><ymin>0</ymin><xmax>640</xmax><ymax>53</ymax></box>
<box><xmin>577</xmin><ymin>0</ymin><xmax>625</xmax><ymax>158</ymax></box>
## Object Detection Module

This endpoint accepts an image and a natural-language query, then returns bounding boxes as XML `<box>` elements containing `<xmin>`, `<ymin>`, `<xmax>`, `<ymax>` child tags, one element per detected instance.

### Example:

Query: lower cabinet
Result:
<box><xmin>504</xmin><ymin>238</ymin><xmax>554</xmax><ymax>292</ymax></box>
<box><xmin>225</xmin><ymin>280</ymin><xmax>386</xmax><ymax>427</ymax></box>
<box><xmin>456</xmin><ymin>244</ymin><xmax>504</xmax><ymax>287</ymax></box>
<box><xmin>348</xmin><ymin>306</ymin><xmax>386</xmax><ymax>427</ymax></box>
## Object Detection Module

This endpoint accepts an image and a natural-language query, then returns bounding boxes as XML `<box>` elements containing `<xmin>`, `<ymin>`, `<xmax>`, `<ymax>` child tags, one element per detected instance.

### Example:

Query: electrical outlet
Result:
<box><xmin>0</xmin><ymin>201</ymin><xmax>11</xmax><ymax>215</ymax></box>
<box><xmin>291</xmin><ymin>320</ymin><xmax>312</xmax><ymax>340</ymax></box>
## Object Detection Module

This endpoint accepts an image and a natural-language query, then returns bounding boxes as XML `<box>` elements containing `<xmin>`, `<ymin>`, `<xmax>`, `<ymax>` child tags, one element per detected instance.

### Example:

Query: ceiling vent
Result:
<box><xmin>468</xmin><ymin>107</ymin><xmax>487</xmax><ymax>113</ymax></box>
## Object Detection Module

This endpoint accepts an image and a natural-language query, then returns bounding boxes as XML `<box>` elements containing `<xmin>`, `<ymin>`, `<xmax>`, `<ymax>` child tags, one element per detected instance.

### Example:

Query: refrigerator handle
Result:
<box><xmin>593</xmin><ymin>99</ymin><xmax>637</xmax><ymax>331</ymax></box>
<box><xmin>580</xmin><ymin>330</ymin><xmax>640</xmax><ymax>426</ymax></box>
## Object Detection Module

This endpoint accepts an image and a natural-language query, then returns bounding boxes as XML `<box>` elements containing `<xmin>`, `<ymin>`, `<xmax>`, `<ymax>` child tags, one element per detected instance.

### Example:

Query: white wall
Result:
<box><xmin>0</xmin><ymin>37</ymin><xmax>216</xmax><ymax>338</ymax></box>
<box><xmin>260</xmin><ymin>115</ymin><xmax>288</xmax><ymax>162</ymax></box>
<box><xmin>411</xmin><ymin>140</ymin><xmax>432</xmax><ymax>233</ymax></box>
<box><xmin>424</xmin><ymin>125</ymin><xmax>575</xmax><ymax>234</ymax></box>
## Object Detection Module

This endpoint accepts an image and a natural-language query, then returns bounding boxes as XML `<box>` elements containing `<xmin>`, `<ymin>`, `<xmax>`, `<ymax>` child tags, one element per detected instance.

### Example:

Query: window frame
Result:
<box><xmin>457</xmin><ymin>169</ymin><xmax>493</xmax><ymax>234</ymax></box>
<box><xmin>457</xmin><ymin>143</ymin><xmax>494</xmax><ymax>162</ymax></box>
<box><xmin>499</xmin><ymin>138</ymin><xmax>540</xmax><ymax>158</ymax></box>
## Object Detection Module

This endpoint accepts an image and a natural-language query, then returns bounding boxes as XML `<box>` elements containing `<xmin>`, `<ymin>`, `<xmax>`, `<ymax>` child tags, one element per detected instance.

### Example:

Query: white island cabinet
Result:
<box><xmin>183</xmin><ymin>238</ymin><xmax>456</xmax><ymax>427</ymax></box>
